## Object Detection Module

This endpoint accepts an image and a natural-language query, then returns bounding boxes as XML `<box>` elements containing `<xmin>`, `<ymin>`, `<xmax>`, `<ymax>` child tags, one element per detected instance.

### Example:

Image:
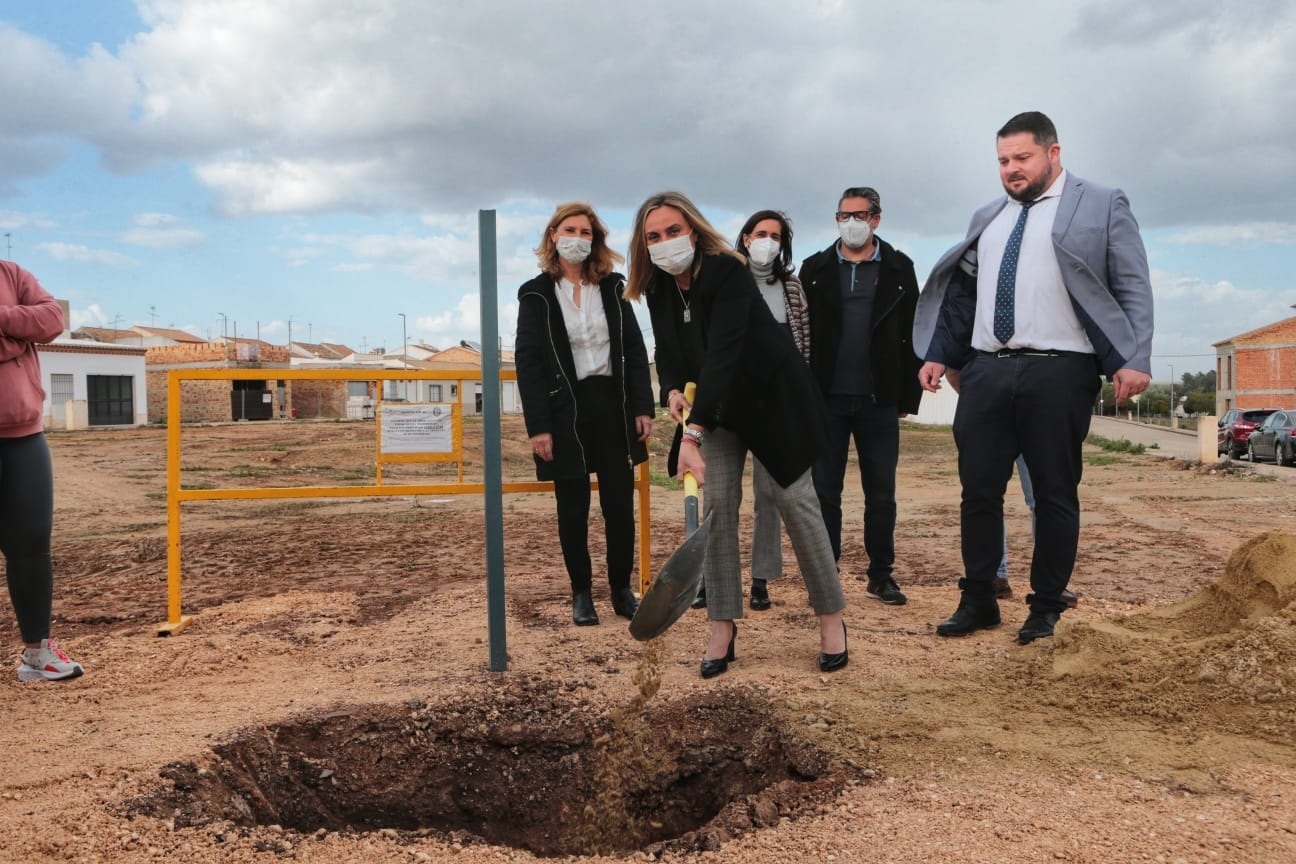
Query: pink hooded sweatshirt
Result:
<box><xmin>0</xmin><ymin>262</ymin><xmax>63</xmax><ymax>438</ymax></box>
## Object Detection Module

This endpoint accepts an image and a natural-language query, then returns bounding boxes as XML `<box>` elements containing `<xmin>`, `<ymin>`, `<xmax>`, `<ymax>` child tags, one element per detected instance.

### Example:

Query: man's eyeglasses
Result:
<box><xmin>835</xmin><ymin>210</ymin><xmax>878</xmax><ymax>223</ymax></box>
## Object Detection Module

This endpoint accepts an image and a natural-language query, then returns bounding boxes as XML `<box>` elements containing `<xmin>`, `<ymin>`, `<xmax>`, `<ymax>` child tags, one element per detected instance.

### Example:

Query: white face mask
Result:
<box><xmin>556</xmin><ymin>235</ymin><xmax>592</xmax><ymax>264</ymax></box>
<box><xmin>838</xmin><ymin>218</ymin><xmax>873</xmax><ymax>249</ymax></box>
<box><xmin>746</xmin><ymin>237</ymin><xmax>780</xmax><ymax>267</ymax></box>
<box><xmin>648</xmin><ymin>234</ymin><xmax>695</xmax><ymax>275</ymax></box>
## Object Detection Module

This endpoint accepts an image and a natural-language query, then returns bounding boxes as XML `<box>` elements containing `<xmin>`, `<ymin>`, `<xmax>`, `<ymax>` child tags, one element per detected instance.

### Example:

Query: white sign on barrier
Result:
<box><xmin>380</xmin><ymin>403</ymin><xmax>454</xmax><ymax>454</ymax></box>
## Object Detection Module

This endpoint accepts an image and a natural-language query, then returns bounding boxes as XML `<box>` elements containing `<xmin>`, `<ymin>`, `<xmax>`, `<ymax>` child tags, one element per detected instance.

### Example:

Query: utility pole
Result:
<box><xmin>287</xmin><ymin>316</ymin><xmax>293</xmax><ymax>348</ymax></box>
<box><xmin>218</xmin><ymin>312</ymin><xmax>227</xmax><ymax>342</ymax></box>
<box><xmin>1169</xmin><ymin>364</ymin><xmax>1176</xmax><ymax>429</ymax></box>
<box><xmin>3</xmin><ymin>233</ymin><xmax>10</xmax><ymax>260</ymax></box>
<box><xmin>149</xmin><ymin>305</ymin><xmax>157</xmax><ymax>326</ymax></box>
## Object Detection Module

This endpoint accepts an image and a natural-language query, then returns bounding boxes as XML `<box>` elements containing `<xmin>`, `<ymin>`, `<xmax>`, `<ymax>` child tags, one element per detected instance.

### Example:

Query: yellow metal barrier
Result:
<box><xmin>162</xmin><ymin>367</ymin><xmax>652</xmax><ymax>635</ymax></box>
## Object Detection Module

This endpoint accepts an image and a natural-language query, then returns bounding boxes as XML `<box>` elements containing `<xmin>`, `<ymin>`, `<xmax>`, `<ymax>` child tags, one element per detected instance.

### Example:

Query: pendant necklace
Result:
<box><xmin>676</xmin><ymin>282</ymin><xmax>692</xmax><ymax>323</ymax></box>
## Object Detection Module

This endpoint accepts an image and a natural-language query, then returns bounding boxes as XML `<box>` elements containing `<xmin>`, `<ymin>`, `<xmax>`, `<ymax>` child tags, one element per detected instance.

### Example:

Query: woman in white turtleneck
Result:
<box><xmin>727</xmin><ymin>209</ymin><xmax>810</xmax><ymax>611</ymax></box>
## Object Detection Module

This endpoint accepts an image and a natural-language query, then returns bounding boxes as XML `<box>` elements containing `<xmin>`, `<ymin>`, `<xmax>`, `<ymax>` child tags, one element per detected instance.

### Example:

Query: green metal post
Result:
<box><xmin>479</xmin><ymin>210</ymin><xmax>507</xmax><ymax>672</ymax></box>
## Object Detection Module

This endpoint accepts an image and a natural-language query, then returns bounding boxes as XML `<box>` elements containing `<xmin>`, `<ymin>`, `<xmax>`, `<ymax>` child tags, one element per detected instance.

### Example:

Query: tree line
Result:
<box><xmin>1097</xmin><ymin>370</ymin><xmax>1216</xmax><ymax>416</ymax></box>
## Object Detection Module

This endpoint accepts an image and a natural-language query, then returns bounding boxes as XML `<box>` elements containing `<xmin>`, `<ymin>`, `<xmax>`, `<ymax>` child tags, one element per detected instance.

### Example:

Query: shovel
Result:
<box><xmin>630</xmin><ymin>383</ymin><xmax>712</xmax><ymax>641</ymax></box>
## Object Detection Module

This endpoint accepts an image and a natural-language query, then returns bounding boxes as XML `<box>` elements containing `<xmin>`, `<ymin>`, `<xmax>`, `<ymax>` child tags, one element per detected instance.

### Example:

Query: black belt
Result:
<box><xmin>978</xmin><ymin>348</ymin><xmax>1092</xmax><ymax>359</ymax></box>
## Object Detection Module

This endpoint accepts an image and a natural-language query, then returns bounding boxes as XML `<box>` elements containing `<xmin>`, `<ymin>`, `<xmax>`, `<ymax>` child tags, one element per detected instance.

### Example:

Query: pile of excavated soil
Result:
<box><xmin>1052</xmin><ymin>531</ymin><xmax>1296</xmax><ymax>739</ymax></box>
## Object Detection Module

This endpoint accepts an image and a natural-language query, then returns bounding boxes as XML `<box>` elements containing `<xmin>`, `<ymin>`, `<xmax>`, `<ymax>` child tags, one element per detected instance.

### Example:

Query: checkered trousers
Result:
<box><xmin>700</xmin><ymin>427</ymin><xmax>846</xmax><ymax>620</ymax></box>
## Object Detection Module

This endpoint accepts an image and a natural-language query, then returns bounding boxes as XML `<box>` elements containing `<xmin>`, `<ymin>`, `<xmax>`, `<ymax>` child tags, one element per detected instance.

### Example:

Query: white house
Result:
<box><xmin>37</xmin><ymin>338</ymin><xmax>148</xmax><ymax>427</ymax></box>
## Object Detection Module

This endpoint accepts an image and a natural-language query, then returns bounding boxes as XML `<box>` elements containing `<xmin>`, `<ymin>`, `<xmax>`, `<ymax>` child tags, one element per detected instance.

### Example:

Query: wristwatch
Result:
<box><xmin>682</xmin><ymin>427</ymin><xmax>704</xmax><ymax>446</ymax></box>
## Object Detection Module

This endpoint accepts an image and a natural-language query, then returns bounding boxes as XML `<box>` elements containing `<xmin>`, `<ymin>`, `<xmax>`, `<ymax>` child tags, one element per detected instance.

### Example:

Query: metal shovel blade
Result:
<box><xmin>631</xmin><ymin>381</ymin><xmax>709</xmax><ymax>642</ymax></box>
<box><xmin>629</xmin><ymin>511</ymin><xmax>711</xmax><ymax>641</ymax></box>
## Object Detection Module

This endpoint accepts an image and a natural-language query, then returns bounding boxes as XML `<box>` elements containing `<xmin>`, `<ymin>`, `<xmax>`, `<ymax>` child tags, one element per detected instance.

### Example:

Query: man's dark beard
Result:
<box><xmin>1006</xmin><ymin>169</ymin><xmax>1055</xmax><ymax>203</ymax></box>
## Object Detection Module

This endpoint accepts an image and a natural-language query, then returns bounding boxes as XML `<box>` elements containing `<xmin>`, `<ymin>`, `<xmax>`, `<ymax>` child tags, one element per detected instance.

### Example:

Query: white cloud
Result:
<box><xmin>195</xmin><ymin>158</ymin><xmax>386</xmax><ymax>216</ymax></box>
<box><xmin>120</xmin><ymin>226</ymin><xmax>205</xmax><ymax>248</ymax></box>
<box><xmin>0</xmin><ymin>211</ymin><xmax>57</xmax><ymax>231</ymax></box>
<box><xmin>38</xmin><ymin>242</ymin><xmax>137</xmax><ymax>267</ymax></box>
<box><xmin>1170</xmin><ymin>222</ymin><xmax>1296</xmax><ymax>247</ymax></box>
<box><xmin>66</xmin><ymin>1</ymin><xmax>1286</xmax><ymax>232</ymax></box>
<box><xmin>1149</xmin><ymin>268</ymin><xmax>1293</xmax><ymax>377</ymax></box>
<box><xmin>410</xmin><ymin>296</ymin><xmax>518</xmax><ymax>354</ymax></box>
<box><xmin>134</xmin><ymin>212</ymin><xmax>179</xmax><ymax>227</ymax></box>
<box><xmin>69</xmin><ymin>303</ymin><xmax>109</xmax><ymax>329</ymax></box>
<box><xmin>0</xmin><ymin>0</ymin><xmax>1288</xmax><ymax>235</ymax></box>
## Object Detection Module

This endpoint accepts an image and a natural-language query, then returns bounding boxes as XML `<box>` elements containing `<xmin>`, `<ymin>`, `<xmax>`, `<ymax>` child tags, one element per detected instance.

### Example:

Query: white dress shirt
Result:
<box><xmin>556</xmin><ymin>277</ymin><xmax>612</xmax><ymax>379</ymax></box>
<box><xmin>972</xmin><ymin>170</ymin><xmax>1094</xmax><ymax>354</ymax></box>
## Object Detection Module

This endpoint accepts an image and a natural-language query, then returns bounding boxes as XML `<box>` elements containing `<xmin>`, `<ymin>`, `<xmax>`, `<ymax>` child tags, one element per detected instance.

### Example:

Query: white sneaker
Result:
<box><xmin>17</xmin><ymin>638</ymin><xmax>84</xmax><ymax>682</ymax></box>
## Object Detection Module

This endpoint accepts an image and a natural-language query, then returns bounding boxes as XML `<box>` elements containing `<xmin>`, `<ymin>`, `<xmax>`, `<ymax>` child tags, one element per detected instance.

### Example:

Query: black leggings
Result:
<box><xmin>1</xmin><ymin>432</ymin><xmax>54</xmax><ymax>644</ymax></box>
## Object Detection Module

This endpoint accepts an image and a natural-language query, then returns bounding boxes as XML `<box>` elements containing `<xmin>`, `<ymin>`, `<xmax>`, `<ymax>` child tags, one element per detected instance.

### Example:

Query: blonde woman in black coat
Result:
<box><xmin>626</xmin><ymin>191</ymin><xmax>847</xmax><ymax>678</ymax></box>
<box><xmin>515</xmin><ymin>203</ymin><xmax>655</xmax><ymax>626</ymax></box>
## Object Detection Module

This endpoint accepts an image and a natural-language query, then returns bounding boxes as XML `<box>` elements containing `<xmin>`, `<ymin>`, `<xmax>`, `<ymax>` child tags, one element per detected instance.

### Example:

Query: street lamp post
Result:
<box><xmin>397</xmin><ymin>312</ymin><xmax>408</xmax><ymax>401</ymax></box>
<box><xmin>397</xmin><ymin>313</ymin><xmax>408</xmax><ymax>368</ymax></box>
<box><xmin>1169</xmin><ymin>364</ymin><xmax>1175</xmax><ymax>429</ymax></box>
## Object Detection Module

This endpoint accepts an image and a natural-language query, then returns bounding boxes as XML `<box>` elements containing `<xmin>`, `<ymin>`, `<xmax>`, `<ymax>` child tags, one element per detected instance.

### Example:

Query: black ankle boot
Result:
<box><xmin>611</xmin><ymin>586</ymin><xmax>639</xmax><ymax>619</ymax></box>
<box><xmin>700</xmin><ymin>623</ymin><xmax>736</xmax><ymax>679</ymax></box>
<box><xmin>749</xmin><ymin>578</ymin><xmax>771</xmax><ymax>610</ymax></box>
<box><xmin>572</xmin><ymin>590</ymin><xmax>598</xmax><ymax>626</ymax></box>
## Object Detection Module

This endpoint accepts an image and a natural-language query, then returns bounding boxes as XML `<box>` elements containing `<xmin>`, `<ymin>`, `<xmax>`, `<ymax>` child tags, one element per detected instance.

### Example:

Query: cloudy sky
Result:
<box><xmin>2</xmin><ymin>0</ymin><xmax>1293</xmax><ymax>380</ymax></box>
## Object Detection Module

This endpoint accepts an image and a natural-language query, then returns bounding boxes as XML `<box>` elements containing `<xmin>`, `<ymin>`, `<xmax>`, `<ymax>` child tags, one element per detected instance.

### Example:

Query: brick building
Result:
<box><xmin>146</xmin><ymin>340</ymin><xmax>298</xmax><ymax>423</ymax></box>
<box><xmin>1214</xmin><ymin>315</ymin><xmax>1296</xmax><ymax>413</ymax></box>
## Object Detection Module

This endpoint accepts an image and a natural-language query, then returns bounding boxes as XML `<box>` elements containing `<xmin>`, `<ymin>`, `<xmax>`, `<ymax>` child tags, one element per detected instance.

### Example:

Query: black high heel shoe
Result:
<box><xmin>818</xmin><ymin>622</ymin><xmax>848</xmax><ymax>672</ymax></box>
<box><xmin>700</xmin><ymin>622</ymin><xmax>737</xmax><ymax>679</ymax></box>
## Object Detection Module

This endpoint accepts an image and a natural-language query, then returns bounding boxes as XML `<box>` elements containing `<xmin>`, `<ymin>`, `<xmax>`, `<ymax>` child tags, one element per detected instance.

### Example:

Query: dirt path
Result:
<box><xmin>1</xmin><ymin>418</ymin><xmax>1293</xmax><ymax>863</ymax></box>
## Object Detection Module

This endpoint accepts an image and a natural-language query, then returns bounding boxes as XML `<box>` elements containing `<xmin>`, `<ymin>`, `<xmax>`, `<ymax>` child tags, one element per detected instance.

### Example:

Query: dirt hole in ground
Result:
<box><xmin>131</xmin><ymin>677</ymin><xmax>857</xmax><ymax>856</ymax></box>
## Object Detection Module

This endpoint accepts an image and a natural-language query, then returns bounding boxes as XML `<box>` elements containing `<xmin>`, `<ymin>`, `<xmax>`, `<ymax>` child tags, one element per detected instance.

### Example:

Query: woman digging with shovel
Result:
<box><xmin>625</xmin><ymin>191</ymin><xmax>848</xmax><ymax>679</ymax></box>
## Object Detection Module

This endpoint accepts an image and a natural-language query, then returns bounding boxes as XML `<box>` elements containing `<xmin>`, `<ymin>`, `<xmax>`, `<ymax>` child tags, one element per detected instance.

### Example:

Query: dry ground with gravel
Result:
<box><xmin>1</xmin><ymin>416</ymin><xmax>1294</xmax><ymax>864</ymax></box>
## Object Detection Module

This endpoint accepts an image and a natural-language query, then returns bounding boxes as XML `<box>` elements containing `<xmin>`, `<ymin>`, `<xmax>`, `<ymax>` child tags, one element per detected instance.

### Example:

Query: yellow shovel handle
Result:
<box><xmin>681</xmin><ymin>381</ymin><xmax>700</xmax><ymax>499</ymax></box>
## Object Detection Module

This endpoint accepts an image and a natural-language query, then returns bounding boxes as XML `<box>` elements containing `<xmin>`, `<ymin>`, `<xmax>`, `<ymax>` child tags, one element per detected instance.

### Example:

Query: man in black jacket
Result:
<box><xmin>800</xmin><ymin>186</ymin><xmax>923</xmax><ymax>605</ymax></box>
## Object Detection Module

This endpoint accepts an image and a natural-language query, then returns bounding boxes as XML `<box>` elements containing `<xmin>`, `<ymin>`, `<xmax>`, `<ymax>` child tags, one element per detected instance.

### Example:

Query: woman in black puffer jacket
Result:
<box><xmin>515</xmin><ymin>203</ymin><xmax>654</xmax><ymax>627</ymax></box>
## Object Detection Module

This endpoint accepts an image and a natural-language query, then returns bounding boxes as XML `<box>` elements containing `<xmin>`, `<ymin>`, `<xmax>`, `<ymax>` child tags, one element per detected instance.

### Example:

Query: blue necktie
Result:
<box><xmin>993</xmin><ymin>200</ymin><xmax>1034</xmax><ymax>345</ymax></box>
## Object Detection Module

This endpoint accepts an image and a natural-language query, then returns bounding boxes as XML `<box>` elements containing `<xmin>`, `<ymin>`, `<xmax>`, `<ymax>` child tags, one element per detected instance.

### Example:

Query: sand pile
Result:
<box><xmin>1050</xmin><ymin>531</ymin><xmax>1296</xmax><ymax>739</ymax></box>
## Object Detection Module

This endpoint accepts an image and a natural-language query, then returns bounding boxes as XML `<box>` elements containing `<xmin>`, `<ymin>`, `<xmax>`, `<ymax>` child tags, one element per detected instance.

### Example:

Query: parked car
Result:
<box><xmin>1218</xmin><ymin>408</ymin><xmax>1279</xmax><ymax>458</ymax></box>
<box><xmin>1246</xmin><ymin>410</ymin><xmax>1296</xmax><ymax>466</ymax></box>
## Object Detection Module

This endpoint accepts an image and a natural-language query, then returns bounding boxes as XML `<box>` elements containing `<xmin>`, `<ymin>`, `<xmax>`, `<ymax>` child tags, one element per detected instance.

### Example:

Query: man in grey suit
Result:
<box><xmin>913</xmin><ymin>111</ymin><xmax>1153</xmax><ymax>644</ymax></box>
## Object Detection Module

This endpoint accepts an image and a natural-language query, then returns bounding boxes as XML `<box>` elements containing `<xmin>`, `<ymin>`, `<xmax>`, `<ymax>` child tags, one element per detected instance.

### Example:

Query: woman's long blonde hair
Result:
<box><xmin>534</xmin><ymin>202</ymin><xmax>623</xmax><ymax>282</ymax></box>
<box><xmin>625</xmin><ymin>191</ymin><xmax>742</xmax><ymax>300</ymax></box>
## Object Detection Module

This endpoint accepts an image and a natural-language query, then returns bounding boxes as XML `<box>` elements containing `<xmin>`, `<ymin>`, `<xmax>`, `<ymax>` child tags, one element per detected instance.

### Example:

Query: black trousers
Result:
<box><xmin>952</xmin><ymin>352</ymin><xmax>1099</xmax><ymax>614</ymax></box>
<box><xmin>1</xmin><ymin>432</ymin><xmax>55</xmax><ymax>644</ymax></box>
<box><xmin>811</xmin><ymin>395</ymin><xmax>900</xmax><ymax>579</ymax></box>
<box><xmin>553</xmin><ymin>377</ymin><xmax>636</xmax><ymax>594</ymax></box>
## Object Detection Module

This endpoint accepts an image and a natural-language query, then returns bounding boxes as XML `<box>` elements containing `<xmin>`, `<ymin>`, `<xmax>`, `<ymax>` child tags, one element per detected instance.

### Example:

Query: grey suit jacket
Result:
<box><xmin>913</xmin><ymin>172</ymin><xmax>1153</xmax><ymax>377</ymax></box>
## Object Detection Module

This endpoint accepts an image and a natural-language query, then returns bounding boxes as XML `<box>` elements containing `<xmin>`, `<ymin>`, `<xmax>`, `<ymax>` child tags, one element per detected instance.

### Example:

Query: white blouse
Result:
<box><xmin>556</xmin><ymin>277</ymin><xmax>612</xmax><ymax>379</ymax></box>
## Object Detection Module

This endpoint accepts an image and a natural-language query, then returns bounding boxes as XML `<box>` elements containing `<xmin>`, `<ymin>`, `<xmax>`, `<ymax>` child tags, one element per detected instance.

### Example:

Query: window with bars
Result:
<box><xmin>49</xmin><ymin>373</ymin><xmax>74</xmax><ymax>408</ymax></box>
